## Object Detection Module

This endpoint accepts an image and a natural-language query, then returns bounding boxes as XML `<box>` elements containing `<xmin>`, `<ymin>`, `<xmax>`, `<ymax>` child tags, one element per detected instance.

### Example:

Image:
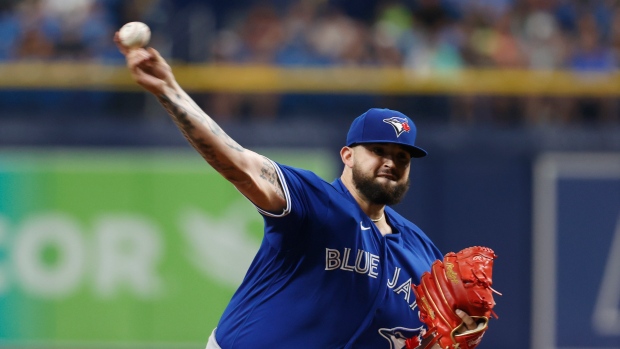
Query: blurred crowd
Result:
<box><xmin>0</xmin><ymin>0</ymin><xmax>618</xmax><ymax>125</ymax></box>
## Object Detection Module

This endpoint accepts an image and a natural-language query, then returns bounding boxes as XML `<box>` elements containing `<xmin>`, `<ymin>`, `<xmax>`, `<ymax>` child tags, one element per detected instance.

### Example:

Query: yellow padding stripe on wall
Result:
<box><xmin>1</xmin><ymin>62</ymin><xmax>618</xmax><ymax>96</ymax></box>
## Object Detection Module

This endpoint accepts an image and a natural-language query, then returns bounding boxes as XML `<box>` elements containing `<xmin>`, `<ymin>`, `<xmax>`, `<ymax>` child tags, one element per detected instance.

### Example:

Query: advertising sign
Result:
<box><xmin>0</xmin><ymin>149</ymin><xmax>335</xmax><ymax>347</ymax></box>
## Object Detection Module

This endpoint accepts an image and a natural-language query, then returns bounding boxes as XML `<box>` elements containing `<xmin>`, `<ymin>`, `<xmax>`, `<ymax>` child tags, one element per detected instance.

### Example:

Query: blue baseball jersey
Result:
<box><xmin>215</xmin><ymin>162</ymin><xmax>442</xmax><ymax>348</ymax></box>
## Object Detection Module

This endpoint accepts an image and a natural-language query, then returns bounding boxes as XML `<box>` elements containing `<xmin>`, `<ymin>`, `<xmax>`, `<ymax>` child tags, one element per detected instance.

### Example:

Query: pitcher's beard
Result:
<box><xmin>352</xmin><ymin>166</ymin><xmax>410</xmax><ymax>206</ymax></box>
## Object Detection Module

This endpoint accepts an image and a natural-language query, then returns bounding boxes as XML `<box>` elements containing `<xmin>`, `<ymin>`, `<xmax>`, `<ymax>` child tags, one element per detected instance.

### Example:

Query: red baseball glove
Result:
<box><xmin>408</xmin><ymin>246</ymin><xmax>501</xmax><ymax>349</ymax></box>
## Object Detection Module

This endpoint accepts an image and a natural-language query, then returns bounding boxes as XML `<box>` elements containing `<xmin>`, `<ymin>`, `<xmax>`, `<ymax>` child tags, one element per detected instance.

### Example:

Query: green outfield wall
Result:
<box><xmin>0</xmin><ymin>149</ymin><xmax>336</xmax><ymax>348</ymax></box>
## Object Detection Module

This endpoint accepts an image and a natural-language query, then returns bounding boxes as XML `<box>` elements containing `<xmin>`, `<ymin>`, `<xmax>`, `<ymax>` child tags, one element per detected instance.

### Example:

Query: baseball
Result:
<box><xmin>118</xmin><ymin>21</ymin><xmax>151</xmax><ymax>48</ymax></box>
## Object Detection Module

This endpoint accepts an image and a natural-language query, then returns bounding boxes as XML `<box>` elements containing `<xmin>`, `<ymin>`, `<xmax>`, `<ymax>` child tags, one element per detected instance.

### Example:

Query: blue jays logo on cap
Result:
<box><xmin>346</xmin><ymin>108</ymin><xmax>427</xmax><ymax>158</ymax></box>
<box><xmin>383</xmin><ymin>117</ymin><xmax>411</xmax><ymax>137</ymax></box>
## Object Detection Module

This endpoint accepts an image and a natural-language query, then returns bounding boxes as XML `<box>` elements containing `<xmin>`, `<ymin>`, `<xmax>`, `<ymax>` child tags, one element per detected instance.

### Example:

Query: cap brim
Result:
<box><xmin>349</xmin><ymin>141</ymin><xmax>428</xmax><ymax>159</ymax></box>
<box><xmin>406</xmin><ymin>145</ymin><xmax>427</xmax><ymax>158</ymax></box>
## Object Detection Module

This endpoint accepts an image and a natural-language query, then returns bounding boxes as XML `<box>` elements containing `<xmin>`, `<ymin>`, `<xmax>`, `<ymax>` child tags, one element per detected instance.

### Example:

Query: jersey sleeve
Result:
<box><xmin>252</xmin><ymin>158</ymin><xmax>293</xmax><ymax>218</ymax></box>
<box><xmin>265</xmin><ymin>161</ymin><xmax>330</xmax><ymax>221</ymax></box>
<box><xmin>252</xmin><ymin>161</ymin><xmax>332</xmax><ymax>248</ymax></box>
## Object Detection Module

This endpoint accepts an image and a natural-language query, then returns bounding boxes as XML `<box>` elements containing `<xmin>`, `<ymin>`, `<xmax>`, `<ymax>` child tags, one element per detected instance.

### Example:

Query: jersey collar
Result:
<box><xmin>332</xmin><ymin>178</ymin><xmax>404</xmax><ymax>239</ymax></box>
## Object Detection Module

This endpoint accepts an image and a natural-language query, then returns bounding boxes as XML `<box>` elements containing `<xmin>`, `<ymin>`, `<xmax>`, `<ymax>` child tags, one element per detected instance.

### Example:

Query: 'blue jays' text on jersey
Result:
<box><xmin>215</xmin><ymin>162</ymin><xmax>443</xmax><ymax>349</ymax></box>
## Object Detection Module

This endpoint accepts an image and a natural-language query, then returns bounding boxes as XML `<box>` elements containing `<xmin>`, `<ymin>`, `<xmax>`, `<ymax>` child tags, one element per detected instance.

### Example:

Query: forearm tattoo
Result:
<box><xmin>260</xmin><ymin>158</ymin><xmax>285</xmax><ymax>199</ymax></box>
<box><xmin>158</xmin><ymin>93</ymin><xmax>245</xmax><ymax>180</ymax></box>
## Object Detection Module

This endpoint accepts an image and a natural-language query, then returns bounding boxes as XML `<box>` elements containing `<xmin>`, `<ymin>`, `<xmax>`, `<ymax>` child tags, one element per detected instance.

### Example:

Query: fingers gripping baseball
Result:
<box><xmin>114</xmin><ymin>31</ymin><xmax>175</xmax><ymax>95</ymax></box>
<box><xmin>126</xmin><ymin>48</ymin><xmax>173</xmax><ymax>94</ymax></box>
<box><xmin>411</xmin><ymin>246</ymin><xmax>500</xmax><ymax>349</ymax></box>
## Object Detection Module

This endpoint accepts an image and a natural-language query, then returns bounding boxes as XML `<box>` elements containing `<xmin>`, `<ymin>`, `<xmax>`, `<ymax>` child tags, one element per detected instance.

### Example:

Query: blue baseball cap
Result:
<box><xmin>346</xmin><ymin>108</ymin><xmax>427</xmax><ymax>158</ymax></box>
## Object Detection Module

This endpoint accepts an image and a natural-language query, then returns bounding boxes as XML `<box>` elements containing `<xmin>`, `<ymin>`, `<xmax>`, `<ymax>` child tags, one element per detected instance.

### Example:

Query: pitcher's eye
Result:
<box><xmin>396</xmin><ymin>152</ymin><xmax>411</xmax><ymax>163</ymax></box>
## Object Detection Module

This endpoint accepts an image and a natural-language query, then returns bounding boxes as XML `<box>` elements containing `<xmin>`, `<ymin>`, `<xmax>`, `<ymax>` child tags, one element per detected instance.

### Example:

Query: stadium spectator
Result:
<box><xmin>0</xmin><ymin>0</ymin><xmax>617</xmax><ymax>125</ymax></box>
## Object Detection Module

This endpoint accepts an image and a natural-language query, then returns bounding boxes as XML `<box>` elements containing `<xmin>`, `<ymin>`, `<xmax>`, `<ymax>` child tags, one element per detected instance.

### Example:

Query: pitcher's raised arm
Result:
<box><xmin>115</xmin><ymin>34</ymin><xmax>286</xmax><ymax>214</ymax></box>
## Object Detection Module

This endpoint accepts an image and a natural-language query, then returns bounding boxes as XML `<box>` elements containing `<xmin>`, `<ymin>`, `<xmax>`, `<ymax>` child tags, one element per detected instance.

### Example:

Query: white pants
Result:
<box><xmin>206</xmin><ymin>328</ymin><xmax>221</xmax><ymax>349</ymax></box>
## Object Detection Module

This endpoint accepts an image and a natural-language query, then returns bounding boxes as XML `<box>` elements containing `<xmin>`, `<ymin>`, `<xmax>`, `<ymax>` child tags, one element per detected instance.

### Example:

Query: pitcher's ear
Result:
<box><xmin>341</xmin><ymin>146</ymin><xmax>354</xmax><ymax>168</ymax></box>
